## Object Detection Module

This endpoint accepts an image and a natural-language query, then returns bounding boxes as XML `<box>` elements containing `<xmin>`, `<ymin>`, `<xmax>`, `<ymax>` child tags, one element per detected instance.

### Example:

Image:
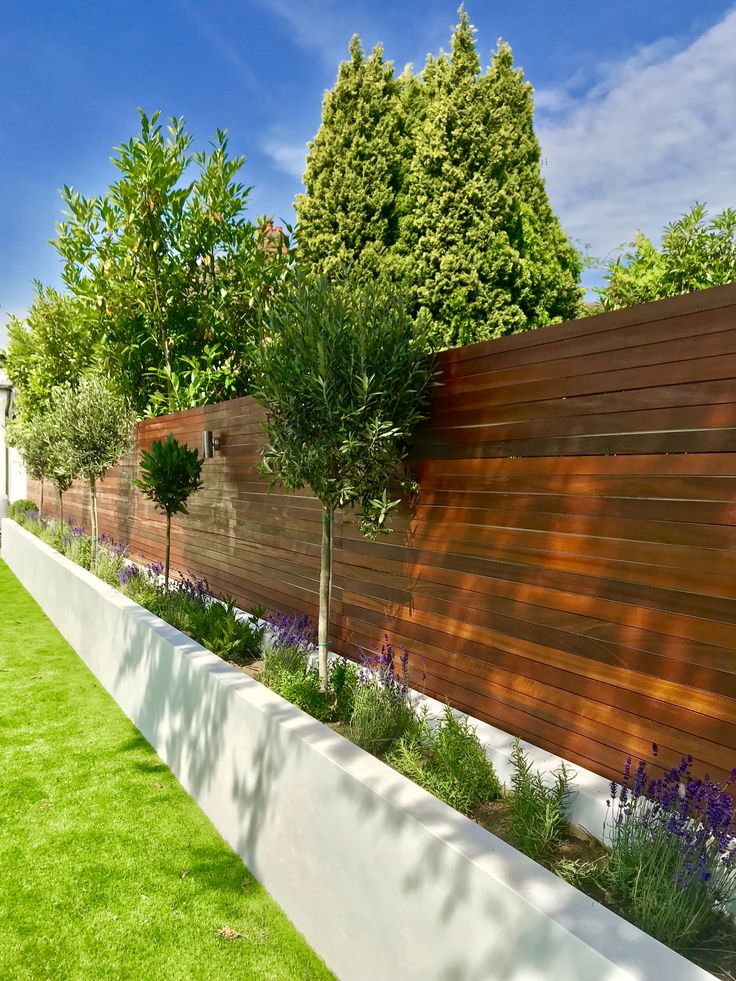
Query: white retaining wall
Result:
<box><xmin>1</xmin><ymin>518</ymin><xmax>715</xmax><ymax>981</ymax></box>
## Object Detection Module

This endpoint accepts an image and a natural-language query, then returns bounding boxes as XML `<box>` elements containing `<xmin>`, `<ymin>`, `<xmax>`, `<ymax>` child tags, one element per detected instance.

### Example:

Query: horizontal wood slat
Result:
<box><xmin>29</xmin><ymin>284</ymin><xmax>736</xmax><ymax>785</ymax></box>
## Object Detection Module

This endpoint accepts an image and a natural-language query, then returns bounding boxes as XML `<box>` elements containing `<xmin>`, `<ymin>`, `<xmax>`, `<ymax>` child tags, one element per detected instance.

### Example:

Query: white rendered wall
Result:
<box><xmin>1</xmin><ymin>519</ymin><xmax>715</xmax><ymax>981</ymax></box>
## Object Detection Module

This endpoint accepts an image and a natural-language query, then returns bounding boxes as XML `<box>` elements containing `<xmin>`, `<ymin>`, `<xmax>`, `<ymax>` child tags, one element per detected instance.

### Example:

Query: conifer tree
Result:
<box><xmin>402</xmin><ymin>11</ymin><xmax>581</xmax><ymax>348</ymax></box>
<box><xmin>296</xmin><ymin>36</ymin><xmax>406</xmax><ymax>278</ymax></box>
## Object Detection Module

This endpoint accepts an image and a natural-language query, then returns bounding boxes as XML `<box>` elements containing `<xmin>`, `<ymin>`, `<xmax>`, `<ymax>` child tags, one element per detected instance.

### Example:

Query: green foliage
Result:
<box><xmin>507</xmin><ymin>738</ymin><xmax>573</xmax><ymax>863</ymax></box>
<box><xmin>94</xmin><ymin>543</ymin><xmax>128</xmax><ymax>587</ymax></box>
<box><xmin>599</xmin><ymin>203</ymin><xmax>736</xmax><ymax>310</ymax></box>
<box><xmin>5</xmin><ymin>414</ymin><xmax>52</xmax><ymax>484</ymax></box>
<box><xmin>52</xmin><ymin>375</ymin><xmax>135</xmax><ymax>487</ymax></box>
<box><xmin>262</xmin><ymin>643</ymin><xmax>358</xmax><ymax>724</ymax></box>
<box><xmin>251</xmin><ymin>272</ymin><xmax>435</xmax><ymax>536</ymax></box>
<box><xmin>65</xmin><ymin>532</ymin><xmax>93</xmax><ymax>570</ymax></box>
<box><xmin>296</xmin><ymin>11</ymin><xmax>582</xmax><ymax>347</ymax></box>
<box><xmin>349</xmin><ymin>678</ymin><xmax>415</xmax><ymax>757</ymax></box>
<box><xmin>7</xmin><ymin>500</ymin><xmax>36</xmax><ymax>522</ymax></box>
<box><xmin>3</xmin><ymin>284</ymin><xmax>99</xmax><ymax>418</ymax></box>
<box><xmin>296</xmin><ymin>36</ymin><xmax>407</xmax><ymax>281</ymax></box>
<box><xmin>252</xmin><ymin>270</ymin><xmax>434</xmax><ymax>689</ymax></box>
<box><xmin>404</xmin><ymin>22</ymin><xmax>582</xmax><ymax>347</ymax></box>
<box><xmin>186</xmin><ymin>597</ymin><xmax>265</xmax><ymax>665</ymax></box>
<box><xmin>53</xmin><ymin>109</ymin><xmax>291</xmax><ymax>415</ymax></box>
<box><xmin>330</xmin><ymin>659</ymin><xmax>360</xmax><ymax>723</ymax></box>
<box><xmin>134</xmin><ymin>434</ymin><xmax>203</xmax><ymax>517</ymax></box>
<box><xmin>51</xmin><ymin>375</ymin><xmax>135</xmax><ymax>551</ymax></box>
<box><xmin>133</xmin><ymin>433</ymin><xmax>204</xmax><ymax>588</ymax></box>
<box><xmin>387</xmin><ymin>704</ymin><xmax>501</xmax><ymax>814</ymax></box>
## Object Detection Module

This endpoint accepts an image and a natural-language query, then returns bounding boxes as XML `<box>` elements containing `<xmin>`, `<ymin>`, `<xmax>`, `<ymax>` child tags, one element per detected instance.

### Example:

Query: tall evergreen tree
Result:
<box><xmin>402</xmin><ymin>11</ymin><xmax>581</xmax><ymax>348</ymax></box>
<box><xmin>296</xmin><ymin>36</ymin><xmax>406</xmax><ymax>278</ymax></box>
<box><xmin>296</xmin><ymin>9</ymin><xmax>582</xmax><ymax>348</ymax></box>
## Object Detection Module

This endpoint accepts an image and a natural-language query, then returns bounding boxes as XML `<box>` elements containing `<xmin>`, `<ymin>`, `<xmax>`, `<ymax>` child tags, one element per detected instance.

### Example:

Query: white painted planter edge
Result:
<box><xmin>1</xmin><ymin>518</ymin><xmax>715</xmax><ymax>981</ymax></box>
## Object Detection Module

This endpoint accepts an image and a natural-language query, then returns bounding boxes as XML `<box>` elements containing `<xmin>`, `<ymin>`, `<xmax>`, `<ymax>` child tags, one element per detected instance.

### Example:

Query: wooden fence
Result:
<box><xmin>30</xmin><ymin>283</ymin><xmax>736</xmax><ymax>785</ymax></box>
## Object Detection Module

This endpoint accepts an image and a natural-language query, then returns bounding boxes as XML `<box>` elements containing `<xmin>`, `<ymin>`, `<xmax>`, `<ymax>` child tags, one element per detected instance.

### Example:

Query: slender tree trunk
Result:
<box><xmin>90</xmin><ymin>477</ymin><xmax>98</xmax><ymax>567</ymax></box>
<box><xmin>165</xmin><ymin>511</ymin><xmax>171</xmax><ymax>592</ymax></box>
<box><xmin>317</xmin><ymin>505</ymin><xmax>333</xmax><ymax>691</ymax></box>
<box><xmin>58</xmin><ymin>489</ymin><xmax>64</xmax><ymax>533</ymax></box>
<box><xmin>39</xmin><ymin>479</ymin><xmax>44</xmax><ymax>519</ymax></box>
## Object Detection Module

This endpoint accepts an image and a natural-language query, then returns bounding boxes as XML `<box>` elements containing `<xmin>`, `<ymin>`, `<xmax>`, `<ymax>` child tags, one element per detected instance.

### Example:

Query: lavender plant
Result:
<box><xmin>261</xmin><ymin>611</ymin><xmax>359</xmax><ymax>723</ymax></box>
<box><xmin>349</xmin><ymin>637</ymin><xmax>415</xmax><ymax>755</ymax></box>
<box><xmin>605</xmin><ymin>746</ymin><xmax>736</xmax><ymax>948</ymax></box>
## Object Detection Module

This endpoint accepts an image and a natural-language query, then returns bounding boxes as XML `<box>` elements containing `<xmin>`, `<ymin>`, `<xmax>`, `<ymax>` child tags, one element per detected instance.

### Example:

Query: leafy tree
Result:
<box><xmin>251</xmin><ymin>273</ymin><xmax>436</xmax><ymax>689</ymax></box>
<box><xmin>402</xmin><ymin>14</ymin><xmax>581</xmax><ymax>347</ymax></box>
<box><xmin>52</xmin><ymin>376</ymin><xmax>135</xmax><ymax>563</ymax></box>
<box><xmin>133</xmin><ymin>434</ymin><xmax>204</xmax><ymax>590</ymax></box>
<box><xmin>4</xmin><ymin>284</ymin><xmax>99</xmax><ymax>418</ymax></box>
<box><xmin>53</xmin><ymin>110</ymin><xmax>290</xmax><ymax>415</ymax></box>
<box><xmin>5</xmin><ymin>413</ymin><xmax>53</xmax><ymax>516</ymax></box>
<box><xmin>599</xmin><ymin>204</ymin><xmax>736</xmax><ymax>310</ymax></box>
<box><xmin>296</xmin><ymin>11</ymin><xmax>582</xmax><ymax>349</ymax></box>
<box><xmin>296</xmin><ymin>36</ymin><xmax>407</xmax><ymax>280</ymax></box>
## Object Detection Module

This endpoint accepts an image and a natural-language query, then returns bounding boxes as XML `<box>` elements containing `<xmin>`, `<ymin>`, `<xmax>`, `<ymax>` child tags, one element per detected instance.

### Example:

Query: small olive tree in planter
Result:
<box><xmin>5</xmin><ymin>412</ymin><xmax>53</xmax><ymax>516</ymax></box>
<box><xmin>133</xmin><ymin>433</ymin><xmax>204</xmax><ymax>591</ymax></box>
<box><xmin>52</xmin><ymin>375</ymin><xmax>135</xmax><ymax>564</ymax></box>
<box><xmin>251</xmin><ymin>272</ymin><xmax>436</xmax><ymax>689</ymax></box>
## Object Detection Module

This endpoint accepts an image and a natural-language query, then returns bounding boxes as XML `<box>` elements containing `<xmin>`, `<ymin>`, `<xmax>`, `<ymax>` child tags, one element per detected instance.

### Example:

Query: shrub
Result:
<box><xmin>387</xmin><ymin>703</ymin><xmax>501</xmax><ymax>814</ymax></box>
<box><xmin>187</xmin><ymin>596</ymin><xmax>265</xmax><ymax>665</ymax></box>
<box><xmin>8</xmin><ymin>499</ymin><xmax>36</xmax><ymax>522</ymax></box>
<box><xmin>94</xmin><ymin>534</ymin><xmax>128</xmax><ymax>586</ymax></box>
<box><xmin>349</xmin><ymin>638</ymin><xmax>415</xmax><ymax>755</ymax></box>
<box><xmin>64</xmin><ymin>525</ymin><xmax>93</xmax><ymax>569</ymax></box>
<box><xmin>605</xmin><ymin>747</ymin><xmax>736</xmax><ymax>949</ymax></box>
<box><xmin>331</xmin><ymin>659</ymin><xmax>359</xmax><ymax>723</ymax></box>
<box><xmin>507</xmin><ymin>738</ymin><xmax>572</xmax><ymax>863</ymax></box>
<box><xmin>133</xmin><ymin>433</ymin><xmax>204</xmax><ymax>590</ymax></box>
<box><xmin>261</xmin><ymin>611</ymin><xmax>359</xmax><ymax>723</ymax></box>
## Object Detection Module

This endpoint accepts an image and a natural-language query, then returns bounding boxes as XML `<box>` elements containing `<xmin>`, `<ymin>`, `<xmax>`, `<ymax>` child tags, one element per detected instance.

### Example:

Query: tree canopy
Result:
<box><xmin>250</xmin><ymin>272</ymin><xmax>436</xmax><ymax>686</ymax></box>
<box><xmin>53</xmin><ymin>110</ymin><xmax>290</xmax><ymax>415</ymax></box>
<box><xmin>296</xmin><ymin>9</ymin><xmax>582</xmax><ymax>348</ymax></box>
<box><xmin>4</xmin><ymin>284</ymin><xmax>99</xmax><ymax>419</ymax></box>
<box><xmin>598</xmin><ymin>204</ymin><xmax>736</xmax><ymax>310</ymax></box>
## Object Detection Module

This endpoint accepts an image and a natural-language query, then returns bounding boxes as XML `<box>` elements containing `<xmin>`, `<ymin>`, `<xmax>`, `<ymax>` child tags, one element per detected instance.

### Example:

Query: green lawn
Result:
<box><xmin>0</xmin><ymin>559</ymin><xmax>333</xmax><ymax>981</ymax></box>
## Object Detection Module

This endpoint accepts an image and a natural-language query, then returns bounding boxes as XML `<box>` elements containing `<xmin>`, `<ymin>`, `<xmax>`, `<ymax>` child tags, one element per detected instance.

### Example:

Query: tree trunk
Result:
<box><xmin>317</xmin><ymin>505</ymin><xmax>333</xmax><ymax>691</ymax></box>
<box><xmin>90</xmin><ymin>477</ymin><xmax>98</xmax><ymax>567</ymax></box>
<box><xmin>165</xmin><ymin>511</ymin><xmax>171</xmax><ymax>592</ymax></box>
<box><xmin>39</xmin><ymin>479</ymin><xmax>44</xmax><ymax>519</ymax></box>
<box><xmin>58</xmin><ymin>489</ymin><xmax>64</xmax><ymax>532</ymax></box>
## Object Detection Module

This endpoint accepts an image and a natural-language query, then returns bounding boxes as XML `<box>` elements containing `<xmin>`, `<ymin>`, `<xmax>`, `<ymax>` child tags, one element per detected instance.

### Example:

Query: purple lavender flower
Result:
<box><xmin>173</xmin><ymin>572</ymin><xmax>209</xmax><ymax>601</ymax></box>
<box><xmin>357</xmin><ymin>635</ymin><xmax>410</xmax><ymax>704</ymax></box>
<box><xmin>266</xmin><ymin>611</ymin><xmax>315</xmax><ymax>654</ymax></box>
<box><xmin>608</xmin><ymin>746</ymin><xmax>736</xmax><ymax>897</ymax></box>
<box><xmin>117</xmin><ymin>565</ymin><xmax>139</xmax><ymax>587</ymax></box>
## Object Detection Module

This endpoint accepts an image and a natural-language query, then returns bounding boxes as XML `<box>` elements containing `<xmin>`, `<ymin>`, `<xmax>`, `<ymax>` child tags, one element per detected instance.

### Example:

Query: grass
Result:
<box><xmin>0</xmin><ymin>560</ymin><xmax>333</xmax><ymax>981</ymax></box>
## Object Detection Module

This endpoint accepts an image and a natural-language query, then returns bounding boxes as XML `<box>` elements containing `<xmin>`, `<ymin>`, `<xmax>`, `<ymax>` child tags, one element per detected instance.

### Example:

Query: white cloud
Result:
<box><xmin>537</xmin><ymin>8</ymin><xmax>736</xmax><ymax>263</ymax></box>
<box><xmin>262</xmin><ymin>137</ymin><xmax>308</xmax><ymax>181</ymax></box>
<box><xmin>252</xmin><ymin>0</ymin><xmax>354</xmax><ymax>67</ymax></box>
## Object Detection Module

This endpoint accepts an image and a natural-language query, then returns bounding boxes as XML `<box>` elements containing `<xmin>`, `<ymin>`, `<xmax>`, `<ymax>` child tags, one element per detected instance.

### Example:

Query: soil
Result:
<box><xmin>234</xmin><ymin>659</ymin><xmax>264</xmax><ymax>682</ymax></box>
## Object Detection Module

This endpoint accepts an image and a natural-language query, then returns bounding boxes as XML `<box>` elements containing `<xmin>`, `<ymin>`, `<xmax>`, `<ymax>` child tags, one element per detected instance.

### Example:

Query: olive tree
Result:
<box><xmin>251</xmin><ymin>273</ymin><xmax>436</xmax><ymax>688</ymax></box>
<box><xmin>133</xmin><ymin>433</ymin><xmax>204</xmax><ymax>590</ymax></box>
<box><xmin>52</xmin><ymin>375</ymin><xmax>135</xmax><ymax>562</ymax></box>
<box><xmin>5</xmin><ymin>413</ymin><xmax>53</xmax><ymax>516</ymax></box>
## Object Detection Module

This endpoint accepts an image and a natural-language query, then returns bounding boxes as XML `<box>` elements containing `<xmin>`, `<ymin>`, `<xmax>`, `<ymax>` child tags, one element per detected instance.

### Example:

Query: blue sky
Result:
<box><xmin>2</xmin><ymin>1</ymin><xmax>734</xmax><ymax>343</ymax></box>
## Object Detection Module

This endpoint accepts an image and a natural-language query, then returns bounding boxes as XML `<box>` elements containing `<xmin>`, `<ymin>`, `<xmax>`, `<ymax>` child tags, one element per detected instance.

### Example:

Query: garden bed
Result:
<box><xmin>1</xmin><ymin>517</ymin><xmax>723</xmax><ymax>981</ymax></box>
